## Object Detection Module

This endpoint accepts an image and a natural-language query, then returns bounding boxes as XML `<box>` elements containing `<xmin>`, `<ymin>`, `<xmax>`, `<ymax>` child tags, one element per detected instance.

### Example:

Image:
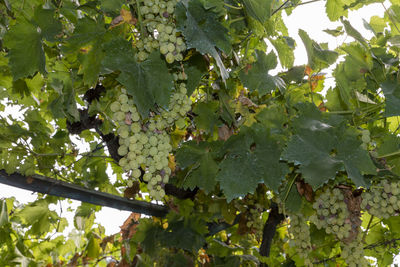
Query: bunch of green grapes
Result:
<box><xmin>137</xmin><ymin>0</ymin><xmax>186</xmax><ymax>63</ymax></box>
<box><xmin>340</xmin><ymin>235</ymin><xmax>369</xmax><ymax>267</ymax></box>
<box><xmin>245</xmin><ymin>203</ymin><xmax>264</xmax><ymax>236</ymax></box>
<box><xmin>111</xmin><ymin>89</ymin><xmax>172</xmax><ymax>200</ymax></box>
<box><xmin>361</xmin><ymin>180</ymin><xmax>400</xmax><ymax>219</ymax></box>
<box><xmin>310</xmin><ymin>188</ymin><xmax>351</xmax><ymax>240</ymax></box>
<box><xmin>111</xmin><ymin>79</ymin><xmax>191</xmax><ymax>199</ymax></box>
<box><xmin>162</xmin><ymin>82</ymin><xmax>191</xmax><ymax>126</ymax></box>
<box><xmin>288</xmin><ymin>214</ymin><xmax>313</xmax><ymax>267</ymax></box>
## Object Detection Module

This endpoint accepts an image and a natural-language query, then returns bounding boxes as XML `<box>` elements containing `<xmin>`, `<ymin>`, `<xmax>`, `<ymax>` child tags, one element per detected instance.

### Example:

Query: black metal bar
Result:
<box><xmin>0</xmin><ymin>170</ymin><xmax>169</xmax><ymax>217</ymax></box>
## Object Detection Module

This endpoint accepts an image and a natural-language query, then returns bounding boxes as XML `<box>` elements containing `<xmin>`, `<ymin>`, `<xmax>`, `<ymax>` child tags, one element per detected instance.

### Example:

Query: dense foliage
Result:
<box><xmin>2</xmin><ymin>0</ymin><xmax>400</xmax><ymax>266</ymax></box>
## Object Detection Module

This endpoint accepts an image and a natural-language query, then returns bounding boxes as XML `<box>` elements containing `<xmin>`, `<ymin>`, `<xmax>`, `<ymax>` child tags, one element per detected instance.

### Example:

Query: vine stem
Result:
<box><xmin>271</xmin><ymin>0</ymin><xmax>290</xmax><ymax>16</ymax></box>
<box><xmin>377</xmin><ymin>150</ymin><xmax>400</xmax><ymax>158</ymax></box>
<box><xmin>224</xmin><ymin>3</ymin><xmax>242</xmax><ymax>9</ymax></box>
<box><xmin>229</xmin><ymin>16</ymin><xmax>245</xmax><ymax>24</ymax></box>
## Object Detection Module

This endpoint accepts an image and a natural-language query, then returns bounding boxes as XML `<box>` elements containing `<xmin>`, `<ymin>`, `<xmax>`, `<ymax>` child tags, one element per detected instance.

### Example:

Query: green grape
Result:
<box><xmin>160</xmin><ymin>44</ymin><xmax>169</xmax><ymax>54</ymax></box>
<box><xmin>361</xmin><ymin>135</ymin><xmax>371</xmax><ymax>143</ymax></box>
<box><xmin>110</xmin><ymin>101</ymin><xmax>121</xmax><ymax>112</ymax></box>
<box><xmin>119</xmin><ymin>157</ymin><xmax>128</xmax><ymax>167</ymax></box>
<box><xmin>138</xmin><ymin>51</ymin><xmax>148</xmax><ymax>61</ymax></box>
<box><xmin>132</xmin><ymin>168</ymin><xmax>141</xmax><ymax>179</ymax></box>
<box><xmin>165</xmin><ymin>52</ymin><xmax>174</xmax><ymax>63</ymax></box>
<box><xmin>121</xmin><ymin>103</ymin><xmax>130</xmax><ymax>113</ymax></box>
<box><xmin>119</xmin><ymin>128</ymin><xmax>129</xmax><ymax>139</ymax></box>
<box><xmin>165</xmin><ymin>25</ymin><xmax>173</xmax><ymax>34</ymax></box>
<box><xmin>118</xmin><ymin>145</ymin><xmax>128</xmax><ymax>156</ymax></box>
<box><xmin>167</xmin><ymin>42</ymin><xmax>175</xmax><ymax>52</ymax></box>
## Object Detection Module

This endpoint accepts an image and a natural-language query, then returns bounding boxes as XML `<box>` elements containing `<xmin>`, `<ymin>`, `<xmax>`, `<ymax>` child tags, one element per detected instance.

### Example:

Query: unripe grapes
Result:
<box><xmin>361</xmin><ymin>179</ymin><xmax>400</xmax><ymax>219</ymax></box>
<box><xmin>310</xmin><ymin>187</ymin><xmax>351</xmax><ymax>239</ymax></box>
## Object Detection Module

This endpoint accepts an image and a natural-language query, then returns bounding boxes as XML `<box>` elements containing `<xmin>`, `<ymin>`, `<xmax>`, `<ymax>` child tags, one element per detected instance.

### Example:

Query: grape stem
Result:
<box><xmin>223</xmin><ymin>3</ymin><xmax>242</xmax><ymax>9</ymax></box>
<box><xmin>377</xmin><ymin>150</ymin><xmax>400</xmax><ymax>158</ymax></box>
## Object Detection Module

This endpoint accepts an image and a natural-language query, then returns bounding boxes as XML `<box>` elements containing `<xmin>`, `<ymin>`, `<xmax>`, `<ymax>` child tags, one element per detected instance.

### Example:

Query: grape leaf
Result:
<box><xmin>336</xmin><ymin>128</ymin><xmax>376</xmax><ymax>187</ymax></box>
<box><xmin>33</xmin><ymin>7</ymin><xmax>62</xmax><ymax>42</ymax></box>
<box><xmin>283</xmin><ymin>104</ymin><xmax>376</xmax><ymax>189</ymax></box>
<box><xmin>193</xmin><ymin>101</ymin><xmax>220</xmax><ymax>133</ymax></box>
<box><xmin>184</xmin><ymin>53</ymin><xmax>208</xmax><ymax>96</ymax></box>
<box><xmin>325</xmin><ymin>0</ymin><xmax>348</xmax><ymax>21</ymax></box>
<box><xmin>78</xmin><ymin>43</ymin><xmax>104</xmax><ymax>86</ymax></box>
<box><xmin>239</xmin><ymin>50</ymin><xmax>285</xmax><ymax>96</ymax></box>
<box><xmin>283</xmin><ymin>130</ymin><xmax>342</xmax><ymax>189</ymax></box>
<box><xmin>116</xmin><ymin>52</ymin><xmax>174</xmax><ymax>118</ymax></box>
<box><xmin>102</xmin><ymin>39</ymin><xmax>174</xmax><ymax>117</ymax></box>
<box><xmin>217</xmin><ymin>125</ymin><xmax>287</xmax><ymax>201</ymax></box>
<box><xmin>269</xmin><ymin>36</ymin><xmax>295</xmax><ymax>69</ymax></box>
<box><xmin>100</xmin><ymin>0</ymin><xmax>125</xmax><ymax>12</ymax></box>
<box><xmin>381</xmin><ymin>79</ymin><xmax>400</xmax><ymax>117</ymax></box>
<box><xmin>63</xmin><ymin>17</ymin><xmax>107</xmax><ymax>86</ymax></box>
<box><xmin>298</xmin><ymin>29</ymin><xmax>338</xmax><ymax>69</ymax></box>
<box><xmin>176</xmin><ymin>0</ymin><xmax>230</xmax><ymax>81</ymax></box>
<box><xmin>176</xmin><ymin>141</ymin><xmax>221</xmax><ymax>193</ymax></box>
<box><xmin>377</xmin><ymin>134</ymin><xmax>400</xmax><ymax>176</ymax></box>
<box><xmin>341</xmin><ymin>18</ymin><xmax>367</xmax><ymax>47</ymax></box>
<box><xmin>14</xmin><ymin>200</ymin><xmax>58</xmax><ymax>235</ymax></box>
<box><xmin>3</xmin><ymin>20</ymin><xmax>45</xmax><ymax>80</ymax></box>
<box><xmin>368</xmin><ymin>16</ymin><xmax>387</xmax><ymax>34</ymax></box>
<box><xmin>242</xmin><ymin>0</ymin><xmax>273</xmax><ymax>24</ymax></box>
<box><xmin>183</xmin><ymin>153</ymin><xmax>218</xmax><ymax>193</ymax></box>
<box><xmin>160</xmin><ymin>219</ymin><xmax>206</xmax><ymax>251</ymax></box>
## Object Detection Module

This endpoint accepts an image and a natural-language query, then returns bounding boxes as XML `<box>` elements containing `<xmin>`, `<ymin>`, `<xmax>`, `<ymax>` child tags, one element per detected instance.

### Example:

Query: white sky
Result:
<box><xmin>0</xmin><ymin>0</ymin><xmax>395</xmax><ymax>264</ymax></box>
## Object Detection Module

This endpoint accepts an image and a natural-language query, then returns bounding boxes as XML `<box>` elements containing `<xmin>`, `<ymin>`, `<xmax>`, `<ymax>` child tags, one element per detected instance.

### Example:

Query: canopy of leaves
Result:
<box><xmin>1</xmin><ymin>0</ymin><xmax>400</xmax><ymax>266</ymax></box>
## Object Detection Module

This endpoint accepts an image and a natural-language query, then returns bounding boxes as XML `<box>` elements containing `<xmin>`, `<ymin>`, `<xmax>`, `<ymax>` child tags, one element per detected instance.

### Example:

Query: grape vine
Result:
<box><xmin>1</xmin><ymin>0</ymin><xmax>400</xmax><ymax>266</ymax></box>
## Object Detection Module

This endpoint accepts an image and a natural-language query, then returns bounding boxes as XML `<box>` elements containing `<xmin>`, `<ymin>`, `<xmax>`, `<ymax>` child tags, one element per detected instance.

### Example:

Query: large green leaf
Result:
<box><xmin>325</xmin><ymin>0</ymin><xmax>348</xmax><ymax>21</ymax></box>
<box><xmin>193</xmin><ymin>101</ymin><xmax>220</xmax><ymax>133</ymax></box>
<box><xmin>239</xmin><ymin>50</ymin><xmax>285</xmax><ymax>96</ymax></box>
<box><xmin>184</xmin><ymin>53</ymin><xmax>208</xmax><ymax>96</ymax></box>
<box><xmin>3</xmin><ymin>21</ymin><xmax>45</xmax><ymax>80</ymax></box>
<box><xmin>216</xmin><ymin>125</ymin><xmax>287</xmax><ymax>201</ymax></box>
<box><xmin>64</xmin><ymin>17</ymin><xmax>107</xmax><ymax>86</ymax></box>
<box><xmin>103</xmin><ymin>38</ymin><xmax>174</xmax><ymax>117</ymax></box>
<box><xmin>283</xmin><ymin>104</ymin><xmax>376</xmax><ymax>189</ymax></box>
<box><xmin>117</xmin><ymin>52</ymin><xmax>174</xmax><ymax>117</ymax></box>
<box><xmin>298</xmin><ymin>29</ymin><xmax>338</xmax><ymax>69</ymax></box>
<box><xmin>381</xmin><ymin>79</ymin><xmax>400</xmax><ymax>117</ymax></box>
<box><xmin>242</xmin><ymin>0</ymin><xmax>273</xmax><ymax>24</ymax></box>
<box><xmin>176</xmin><ymin>0</ymin><xmax>231</xmax><ymax>81</ymax></box>
<box><xmin>176</xmin><ymin>141</ymin><xmax>220</xmax><ymax>193</ymax></box>
<box><xmin>336</xmin><ymin>128</ymin><xmax>376</xmax><ymax>187</ymax></box>
<box><xmin>33</xmin><ymin>7</ymin><xmax>62</xmax><ymax>42</ymax></box>
<box><xmin>269</xmin><ymin>36</ymin><xmax>295</xmax><ymax>69</ymax></box>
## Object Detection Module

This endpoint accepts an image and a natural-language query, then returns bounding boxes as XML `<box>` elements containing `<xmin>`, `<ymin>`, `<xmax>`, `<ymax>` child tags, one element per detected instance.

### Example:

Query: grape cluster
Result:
<box><xmin>111</xmin><ymin>90</ymin><xmax>172</xmax><ymax>200</ymax></box>
<box><xmin>161</xmin><ymin>81</ymin><xmax>191</xmax><ymax>126</ymax></box>
<box><xmin>340</xmin><ymin>235</ymin><xmax>369</xmax><ymax>267</ymax></box>
<box><xmin>361</xmin><ymin>180</ymin><xmax>400</xmax><ymax>219</ymax></box>
<box><xmin>245</xmin><ymin>203</ymin><xmax>264</xmax><ymax>236</ymax></box>
<box><xmin>136</xmin><ymin>0</ymin><xmax>186</xmax><ymax>63</ymax></box>
<box><xmin>111</xmin><ymin>77</ymin><xmax>191</xmax><ymax>199</ymax></box>
<box><xmin>310</xmin><ymin>188</ymin><xmax>351</xmax><ymax>240</ymax></box>
<box><xmin>360</xmin><ymin>129</ymin><xmax>373</xmax><ymax>150</ymax></box>
<box><xmin>288</xmin><ymin>214</ymin><xmax>313</xmax><ymax>267</ymax></box>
